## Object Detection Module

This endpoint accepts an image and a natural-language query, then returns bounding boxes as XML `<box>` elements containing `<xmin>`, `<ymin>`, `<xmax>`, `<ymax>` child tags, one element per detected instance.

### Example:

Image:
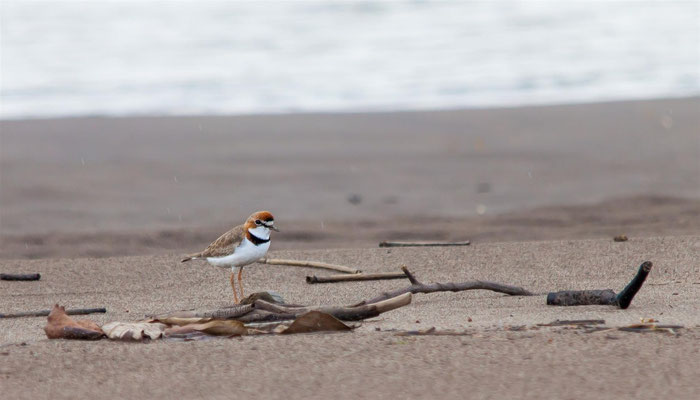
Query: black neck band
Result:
<box><xmin>248</xmin><ymin>232</ymin><xmax>270</xmax><ymax>246</ymax></box>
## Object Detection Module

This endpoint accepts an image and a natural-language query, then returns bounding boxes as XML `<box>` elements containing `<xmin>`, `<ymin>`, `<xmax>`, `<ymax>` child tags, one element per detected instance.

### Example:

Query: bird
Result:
<box><xmin>181</xmin><ymin>211</ymin><xmax>279</xmax><ymax>303</ymax></box>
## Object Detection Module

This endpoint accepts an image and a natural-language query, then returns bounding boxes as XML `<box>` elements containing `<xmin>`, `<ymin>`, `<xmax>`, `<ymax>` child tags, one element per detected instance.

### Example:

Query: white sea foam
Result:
<box><xmin>1</xmin><ymin>1</ymin><xmax>698</xmax><ymax>119</ymax></box>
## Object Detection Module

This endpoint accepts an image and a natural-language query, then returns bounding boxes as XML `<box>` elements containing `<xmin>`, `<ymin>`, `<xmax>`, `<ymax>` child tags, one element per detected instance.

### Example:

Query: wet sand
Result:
<box><xmin>1</xmin><ymin>97</ymin><xmax>699</xmax><ymax>258</ymax></box>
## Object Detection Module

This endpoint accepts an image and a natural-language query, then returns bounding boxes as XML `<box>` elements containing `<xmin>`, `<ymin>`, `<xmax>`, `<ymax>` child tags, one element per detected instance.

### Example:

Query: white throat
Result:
<box><xmin>248</xmin><ymin>226</ymin><xmax>270</xmax><ymax>240</ymax></box>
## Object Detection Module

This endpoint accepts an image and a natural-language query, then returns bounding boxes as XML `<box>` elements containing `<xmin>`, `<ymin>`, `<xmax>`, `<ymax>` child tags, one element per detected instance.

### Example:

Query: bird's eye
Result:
<box><xmin>255</xmin><ymin>219</ymin><xmax>262</xmax><ymax>225</ymax></box>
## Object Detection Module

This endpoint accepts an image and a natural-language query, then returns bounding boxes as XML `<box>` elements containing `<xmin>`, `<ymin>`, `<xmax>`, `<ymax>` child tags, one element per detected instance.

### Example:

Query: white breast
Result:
<box><xmin>206</xmin><ymin>238</ymin><xmax>270</xmax><ymax>268</ymax></box>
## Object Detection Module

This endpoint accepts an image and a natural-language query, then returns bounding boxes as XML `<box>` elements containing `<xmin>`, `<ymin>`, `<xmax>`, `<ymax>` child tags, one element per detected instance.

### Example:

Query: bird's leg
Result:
<box><xmin>230</xmin><ymin>270</ymin><xmax>239</xmax><ymax>304</ymax></box>
<box><xmin>238</xmin><ymin>267</ymin><xmax>245</xmax><ymax>300</ymax></box>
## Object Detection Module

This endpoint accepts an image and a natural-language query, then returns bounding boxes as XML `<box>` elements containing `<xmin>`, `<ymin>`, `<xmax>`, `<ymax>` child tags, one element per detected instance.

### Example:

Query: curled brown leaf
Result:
<box><xmin>44</xmin><ymin>304</ymin><xmax>103</xmax><ymax>340</ymax></box>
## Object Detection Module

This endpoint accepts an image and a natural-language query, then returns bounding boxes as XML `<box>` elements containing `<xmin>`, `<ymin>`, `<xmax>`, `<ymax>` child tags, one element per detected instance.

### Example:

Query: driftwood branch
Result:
<box><xmin>151</xmin><ymin>292</ymin><xmax>412</xmax><ymax>323</ymax></box>
<box><xmin>149</xmin><ymin>304</ymin><xmax>254</xmax><ymax>320</ymax></box>
<box><xmin>379</xmin><ymin>241</ymin><xmax>470</xmax><ymax>248</ymax></box>
<box><xmin>547</xmin><ymin>261</ymin><xmax>652</xmax><ymax>308</ymax></box>
<box><xmin>250</xmin><ymin>292</ymin><xmax>412</xmax><ymax>322</ymax></box>
<box><xmin>354</xmin><ymin>267</ymin><xmax>533</xmax><ymax>306</ymax></box>
<box><xmin>1</xmin><ymin>273</ymin><xmax>41</xmax><ymax>281</ymax></box>
<box><xmin>400</xmin><ymin>266</ymin><xmax>420</xmax><ymax>285</ymax></box>
<box><xmin>0</xmin><ymin>307</ymin><xmax>106</xmax><ymax>319</ymax></box>
<box><xmin>306</xmin><ymin>272</ymin><xmax>406</xmax><ymax>284</ymax></box>
<box><xmin>259</xmin><ymin>258</ymin><xmax>361</xmax><ymax>274</ymax></box>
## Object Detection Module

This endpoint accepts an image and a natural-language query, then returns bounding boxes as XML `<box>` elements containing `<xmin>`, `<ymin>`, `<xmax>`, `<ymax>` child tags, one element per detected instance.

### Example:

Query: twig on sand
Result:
<box><xmin>306</xmin><ymin>272</ymin><xmax>406</xmax><ymax>284</ymax></box>
<box><xmin>259</xmin><ymin>258</ymin><xmax>361</xmax><ymax>274</ymax></box>
<box><xmin>394</xmin><ymin>327</ymin><xmax>474</xmax><ymax>336</ymax></box>
<box><xmin>247</xmin><ymin>293</ymin><xmax>413</xmax><ymax>322</ymax></box>
<box><xmin>537</xmin><ymin>319</ymin><xmax>606</xmax><ymax>327</ymax></box>
<box><xmin>152</xmin><ymin>293</ymin><xmax>413</xmax><ymax>323</ymax></box>
<box><xmin>379</xmin><ymin>241</ymin><xmax>470</xmax><ymax>248</ymax></box>
<box><xmin>0</xmin><ymin>307</ymin><xmax>106</xmax><ymax>319</ymax></box>
<box><xmin>353</xmin><ymin>266</ymin><xmax>534</xmax><ymax>306</ymax></box>
<box><xmin>1</xmin><ymin>273</ymin><xmax>41</xmax><ymax>281</ymax></box>
<box><xmin>547</xmin><ymin>261</ymin><xmax>653</xmax><ymax>308</ymax></box>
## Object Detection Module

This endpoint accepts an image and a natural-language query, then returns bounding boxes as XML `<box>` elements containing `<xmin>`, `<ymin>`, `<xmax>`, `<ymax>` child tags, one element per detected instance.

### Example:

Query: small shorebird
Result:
<box><xmin>181</xmin><ymin>211</ymin><xmax>278</xmax><ymax>303</ymax></box>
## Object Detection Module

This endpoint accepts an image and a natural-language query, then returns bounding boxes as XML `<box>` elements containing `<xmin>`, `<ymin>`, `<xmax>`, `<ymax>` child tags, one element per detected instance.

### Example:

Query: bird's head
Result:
<box><xmin>245</xmin><ymin>211</ymin><xmax>279</xmax><ymax>239</ymax></box>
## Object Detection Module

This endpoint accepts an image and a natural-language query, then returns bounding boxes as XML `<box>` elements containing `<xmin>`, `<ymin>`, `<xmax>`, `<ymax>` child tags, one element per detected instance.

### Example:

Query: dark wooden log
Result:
<box><xmin>614</xmin><ymin>261</ymin><xmax>653</xmax><ymax>309</ymax></box>
<box><xmin>546</xmin><ymin>289</ymin><xmax>617</xmax><ymax>306</ymax></box>
<box><xmin>0</xmin><ymin>307</ymin><xmax>106</xmax><ymax>319</ymax></box>
<box><xmin>306</xmin><ymin>272</ymin><xmax>406</xmax><ymax>284</ymax></box>
<box><xmin>379</xmin><ymin>241</ymin><xmax>470</xmax><ymax>248</ymax></box>
<box><xmin>547</xmin><ymin>261</ymin><xmax>653</xmax><ymax>308</ymax></box>
<box><xmin>1</xmin><ymin>273</ymin><xmax>41</xmax><ymax>281</ymax></box>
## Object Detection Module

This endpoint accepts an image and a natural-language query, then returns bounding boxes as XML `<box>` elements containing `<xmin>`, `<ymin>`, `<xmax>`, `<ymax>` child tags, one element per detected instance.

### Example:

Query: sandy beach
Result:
<box><xmin>1</xmin><ymin>237</ymin><xmax>699</xmax><ymax>399</ymax></box>
<box><xmin>1</xmin><ymin>98</ymin><xmax>699</xmax><ymax>399</ymax></box>
<box><xmin>1</xmin><ymin>97</ymin><xmax>699</xmax><ymax>258</ymax></box>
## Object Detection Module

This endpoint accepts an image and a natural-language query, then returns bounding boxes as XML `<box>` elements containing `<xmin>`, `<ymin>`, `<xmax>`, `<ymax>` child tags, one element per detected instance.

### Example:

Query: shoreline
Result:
<box><xmin>3</xmin><ymin>94</ymin><xmax>699</xmax><ymax>122</ymax></box>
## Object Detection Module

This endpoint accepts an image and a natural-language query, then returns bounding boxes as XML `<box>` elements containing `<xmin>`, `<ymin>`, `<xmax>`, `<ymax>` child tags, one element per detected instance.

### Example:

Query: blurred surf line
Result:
<box><xmin>1</xmin><ymin>0</ymin><xmax>698</xmax><ymax>119</ymax></box>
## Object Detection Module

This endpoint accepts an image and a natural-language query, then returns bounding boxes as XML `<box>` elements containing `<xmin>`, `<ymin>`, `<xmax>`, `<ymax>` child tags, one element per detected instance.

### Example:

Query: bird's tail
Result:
<box><xmin>181</xmin><ymin>252</ymin><xmax>201</xmax><ymax>263</ymax></box>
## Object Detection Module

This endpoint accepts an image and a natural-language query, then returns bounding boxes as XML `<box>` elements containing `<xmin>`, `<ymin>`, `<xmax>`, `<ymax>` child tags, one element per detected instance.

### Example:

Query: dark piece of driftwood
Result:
<box><xmin>537</xmin><ymin>319</ymin><xmax>606</xmax><ymax>326</ymax></box>
<box><xmin>306</xmin><ymin>272</ymin><xmax>406</xmax><ymax>284</ymax></box>
<box><xmin>618</xmin><ymin>324</ymin><xmax>684</xmax><ymax>333</ymax></box>
<box><xmin>355</xmin><ymin>266</ymin><xmax>534</xmax><ymax>306</ymax></box>
<box><xmin>259</xmin><ymin>258</ymin><xmax>361</xmax><ymax>274</ymax></box>
<box><xmin>149</xmin><ymin>304</ymin><xmax>254</xmax><ymax>320</ymax></box>
<box><xmin>151</xmin><ymin>293</ymin><xmax>412</xmax><ymax>324</ymax></box>
<box><xmin>250</xmin><ymin>292</ymin><xmax>412</xmax><ymax>322</ymax></box>
<box><xmin>1</xmin><ymin>273</ymin><xmax>41</xmax><ymax>281</ymax></box>
<box><xmin>395</xmin><ymin>327</ymin><xmax>473</xmax><ymax>336</ymax></box>
<box><xmin>0</xmin><ymin>307</ymin><xmax>106</xmax><ymax>319</ymax></box>
<box><xmin>547</xmin><ymin>261</ymin><xmax>652</xmax><ymax>308</ymax></box>
<box><xmin>379</xmin><ymin>241</ymin><xmax>470</xmax><ymax>248</ymax></box>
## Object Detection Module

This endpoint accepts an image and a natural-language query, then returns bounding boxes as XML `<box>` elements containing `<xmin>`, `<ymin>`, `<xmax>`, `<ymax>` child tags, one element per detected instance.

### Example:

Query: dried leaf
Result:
<box><xmin>44</xmin><ymin>304</ymin><xmax>103</xmax><ymax>340</ymax></box>
<box><xmin>280</xmin><ymin>311</ymin><xmax>352</xmax><ymax>334</ymax></box>
<box><xmin>102</xmin><ymin>321</ymin><xmax>166</xmax><ymax>341</ymax></box>
<box><xmin>165</xmin><ymin>320</ymin><xmax>247</xmax><ymax>337</ymax></box>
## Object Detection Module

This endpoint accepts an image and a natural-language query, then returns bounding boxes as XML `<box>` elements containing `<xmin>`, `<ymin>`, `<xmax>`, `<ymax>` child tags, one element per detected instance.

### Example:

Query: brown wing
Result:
<box><xmin>181</xmin><ymin>224</ymin><xmax>245</xmax><ymax>261</ymax></box>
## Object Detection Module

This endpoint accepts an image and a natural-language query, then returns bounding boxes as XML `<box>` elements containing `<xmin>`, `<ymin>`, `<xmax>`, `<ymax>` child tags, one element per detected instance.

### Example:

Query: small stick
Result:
<box><xmin>354</xmin><ymin>267</ymin><xmax>533</xmax><ymax>305</ymax></box>
<box><xmin>379</xmin><ymin>241</ymin><xmax>470</xmax><ymax>248</ymax></box>
<box><xmin>395</xmin><ymin>327</ymin><xmax>474</xmax><ymax>336</ymax></box>
<box><xmin>306</xmin><ymin>272</ymin><xmax>406</xmax><ymax>284</ymax></box>
<box><xmin>259</xmin><ymin>258</ymin><xmax>361</xmax><ymax>274</ymax></box>
<box><xmin>400</xmin><ymin>266</ymin><xmax>421</xmax><ymax>285</ymax></box>
<box><xmin>0</xmin><ymin>307</ymin><xmax>106</xmax><ymax>319</ymax></box>
<box><xmin>537</xmin><ymin>319</ymin><xmax>606</xmax><ymax>327</ymax></box>
<box><xmin>1</xmin><ymin>273</ymin><xmax>41</xmax><ymax>281</ymax></box>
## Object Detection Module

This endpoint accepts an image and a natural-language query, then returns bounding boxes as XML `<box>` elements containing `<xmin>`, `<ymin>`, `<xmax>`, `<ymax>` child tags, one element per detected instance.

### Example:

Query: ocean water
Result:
<box><xmin>1</xmin><ymin>0</ymin><xmax>698</xmax><ymax>119</ymax></box>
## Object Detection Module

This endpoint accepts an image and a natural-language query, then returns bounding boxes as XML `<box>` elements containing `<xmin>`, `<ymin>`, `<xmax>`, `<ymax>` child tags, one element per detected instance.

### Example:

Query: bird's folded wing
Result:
<box><xmin>197</xmin><ymin>224</ymin><xmax>246</xmax><ymax>258</ymax></box>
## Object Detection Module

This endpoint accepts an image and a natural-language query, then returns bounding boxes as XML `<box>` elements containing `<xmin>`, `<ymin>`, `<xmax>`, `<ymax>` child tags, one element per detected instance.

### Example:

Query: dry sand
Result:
<box><xmin>1</xmin><ymin>237</ymin><xmax>699</xmax><ymax>399</ymax></box>
<box><xmin>1</xmin><ymin>98</ymin><xmax>700</xmax><ymax>399</ymax></box>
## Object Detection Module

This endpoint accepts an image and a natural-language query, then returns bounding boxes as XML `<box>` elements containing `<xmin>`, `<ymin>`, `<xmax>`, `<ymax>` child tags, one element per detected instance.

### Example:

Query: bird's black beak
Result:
<box><xmin>270</xmin><ymin>225</ymin><xmax>280</xmax><ymax>232</ymax></box>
